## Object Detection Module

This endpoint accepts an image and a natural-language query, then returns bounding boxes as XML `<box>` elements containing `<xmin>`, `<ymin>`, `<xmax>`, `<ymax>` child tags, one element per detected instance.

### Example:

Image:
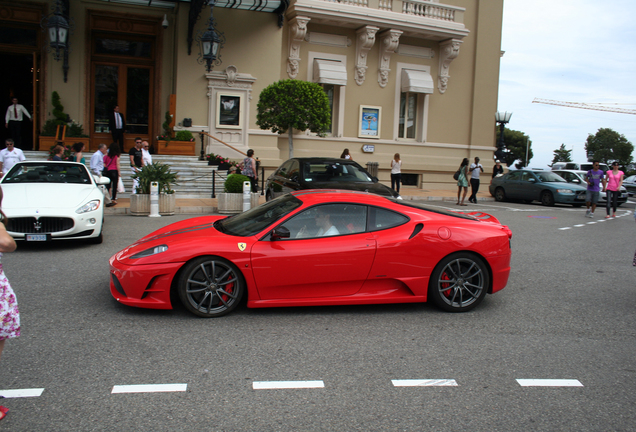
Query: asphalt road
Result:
<box><xmin>1</xmin><ymin>199</ymin><xmax>635</xmax><ymax>431</ymax></box>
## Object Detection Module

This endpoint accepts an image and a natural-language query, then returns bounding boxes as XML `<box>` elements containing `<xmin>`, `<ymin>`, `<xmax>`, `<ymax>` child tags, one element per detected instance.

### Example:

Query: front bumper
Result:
<box><xmin>109</xmin><ymin>255</ymin><xmax>183</xmax><ymax>310</ymax></box>
<box><xmin>8</xmin><ymin>212</ymin><xmax>103</xmax><ymax>240</ymax></box>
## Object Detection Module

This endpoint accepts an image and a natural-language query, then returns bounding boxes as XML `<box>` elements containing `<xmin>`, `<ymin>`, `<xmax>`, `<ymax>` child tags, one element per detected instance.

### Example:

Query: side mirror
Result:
<box><xmin>572</xmin><ymin>178</ymin><xmax>580</xmax><ymax>183</ymax></box>
<box><xmin>528</xmin><ymin>178</ymin><xmax>536</xmax><ymax>183</ymax></box>
<box><xmin>98</xmin><ymin>176</ymin><xmax>111</xmax><ymax>185</ymax></box>
<box><xmin>271</xmin><ymin>226</ymin><xmax>290</xmax><ymax>241</ymax></box>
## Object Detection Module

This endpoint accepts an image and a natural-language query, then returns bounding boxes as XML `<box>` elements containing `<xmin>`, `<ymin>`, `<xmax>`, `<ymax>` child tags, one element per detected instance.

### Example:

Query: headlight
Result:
<box><xmin>76</xmin><ymin>200</ymin><xmax>101</xmax><ymax>214</ymax></box>
<box><xmin>130</xmin><ymin>245</ymin><xmax>169</xmax><ymax>259</ymax></box>
<box><xmin>555</xmin><ymin>189</ymin><xmax>574</xmax><ymax>195</ymax></box>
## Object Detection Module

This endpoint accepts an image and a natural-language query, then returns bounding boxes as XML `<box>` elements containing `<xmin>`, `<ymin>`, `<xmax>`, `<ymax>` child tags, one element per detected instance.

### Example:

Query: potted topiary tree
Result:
<box><xmin>217</xmin><ymin>173</ymin><xmax>260</xmax><ymax>214</ymax></box>
<box><xmin>129</xmin><ymin>162</ymin><xmax>178</xmax><ymax>216</ymax></box>
<box><xmin>39</xmin><ymin>91</ymin><xmax>90</xmax><ymax>150</ymax></box>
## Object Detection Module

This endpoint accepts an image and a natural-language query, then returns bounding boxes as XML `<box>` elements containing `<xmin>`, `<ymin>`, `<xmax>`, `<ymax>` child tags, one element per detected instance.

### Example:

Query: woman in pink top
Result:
<box><xmin>604</xmin><ymin>161</ymin><xmax>624</xmax><ymax>218</ymax></box>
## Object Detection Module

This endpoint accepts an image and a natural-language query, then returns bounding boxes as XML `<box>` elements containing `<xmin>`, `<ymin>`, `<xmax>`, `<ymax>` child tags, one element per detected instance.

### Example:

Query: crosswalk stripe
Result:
<box><xmin>252</xmin><ymin>380</ymin><xmax>324</xmax><ymax>389</ymax></box>
<box><xmin>516</xmin><ymin>379</ymin><xmax>583</xmax><ymax>387</ymax></box>
<box><xmin>392</xmin><ymin>379</ymin><xmax>458</xmax><ymax>387</ymax></box>
<box><xmin>111</xmin><ymin>384</ymin><xmax>187</xmax><ymax>394</ymax></box>
<box><xmin>0</xmin><ymin>388</ymin><xmax>45</xmax><ymax>398</ymax></box>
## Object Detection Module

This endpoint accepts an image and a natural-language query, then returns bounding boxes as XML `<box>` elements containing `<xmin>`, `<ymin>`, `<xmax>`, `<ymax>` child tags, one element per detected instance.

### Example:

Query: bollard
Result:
<box><xmin>243</xmin><ymin>181</ymin><xmax>251</xmax><ymax>212</ymax></box>
<box><xmin>149</xmin><ymin>181</ymin><xmax>161</xmax><ymax>217</ymax></box>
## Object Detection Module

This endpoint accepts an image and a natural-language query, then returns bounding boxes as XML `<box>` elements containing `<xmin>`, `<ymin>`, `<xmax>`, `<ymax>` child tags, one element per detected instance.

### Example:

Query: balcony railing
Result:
<box><xmin>315</xmin><ymin>0</ymin><xmax>462</xmax><ymax>23</ymax></box>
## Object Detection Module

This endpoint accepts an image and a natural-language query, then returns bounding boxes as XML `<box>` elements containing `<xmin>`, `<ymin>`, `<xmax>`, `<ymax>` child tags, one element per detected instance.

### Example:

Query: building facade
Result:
<box><xmin>0</xmin><ymin>0</ymin><xmax>503</xmax><ymax>185</ymax></box>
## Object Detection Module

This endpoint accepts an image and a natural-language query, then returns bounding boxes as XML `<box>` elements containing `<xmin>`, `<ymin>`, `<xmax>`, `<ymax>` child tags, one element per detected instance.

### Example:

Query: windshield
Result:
<box><xmin>2</xmin><ymin>163</ymin><xmax>92</xmax><ymax>184</ymax></box>
<box><xmin>215</xmin><ymin>194</ymin><xmax>303</xmax><ymax>236</ymax></box>
<box><xmin>535</xmin><ymin>172</ymin><xmax>566</xmax><ymax>183</ymax></box>
<box><xmin>302</xmin><ymin>162</ymin><xmax>373</xmax><ymax>183</ymax></box>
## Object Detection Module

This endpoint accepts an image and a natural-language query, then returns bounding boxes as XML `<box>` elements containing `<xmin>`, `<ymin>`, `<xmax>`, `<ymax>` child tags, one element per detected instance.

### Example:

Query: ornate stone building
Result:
<box><xmin>0</xmin><ymin>0</ymin><xmax>503</xmax><ymax>185</ymax></box>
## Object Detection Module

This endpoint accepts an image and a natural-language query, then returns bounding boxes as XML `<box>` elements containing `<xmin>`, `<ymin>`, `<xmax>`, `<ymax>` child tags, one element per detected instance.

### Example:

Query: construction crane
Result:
<box><xmin>532</xmin><ymin>98</ymin><xmax>636</xmax><ymax>115</ymax></box>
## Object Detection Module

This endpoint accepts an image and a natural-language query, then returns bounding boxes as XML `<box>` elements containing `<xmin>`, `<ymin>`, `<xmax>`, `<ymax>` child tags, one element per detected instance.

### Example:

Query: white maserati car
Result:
<box><xmin>1</xmin><ymin>161</ymin><xmax>110</xmax><ymax>244</ymax></box>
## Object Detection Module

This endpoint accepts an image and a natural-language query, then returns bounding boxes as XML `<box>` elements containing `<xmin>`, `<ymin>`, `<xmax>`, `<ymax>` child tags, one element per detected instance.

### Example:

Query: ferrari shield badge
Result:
<box><xmin>238</xmin><ymin>243</ymin><xmax>247</xmax><ymax>251</ymax></box>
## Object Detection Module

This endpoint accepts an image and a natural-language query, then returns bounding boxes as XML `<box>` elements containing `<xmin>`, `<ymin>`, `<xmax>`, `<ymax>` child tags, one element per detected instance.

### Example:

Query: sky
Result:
<box><xmin>497</xmin><ymin>0</ymin><xmax>636</xmax><ymax>169</ymax></box>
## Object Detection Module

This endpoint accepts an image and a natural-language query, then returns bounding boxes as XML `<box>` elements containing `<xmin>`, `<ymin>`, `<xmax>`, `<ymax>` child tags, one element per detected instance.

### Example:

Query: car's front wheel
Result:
<box><xmin>178</xmin><ymin>256</ymin><xmax>244</xmax><ymax>317</ymax></box>
<box><xmin>494</xmin><ymin>187</ymin><xmax>506</xmax><ymax>202</ymax></box>
<box><xmin>541</xmin><ymin>191</ymin><xmax>555</xmax><ymax>206</ymax></box>
<box><xmin>428</xmin><ymin>253</ymin><xmax>490</xmax><ymax>312</ymax></box>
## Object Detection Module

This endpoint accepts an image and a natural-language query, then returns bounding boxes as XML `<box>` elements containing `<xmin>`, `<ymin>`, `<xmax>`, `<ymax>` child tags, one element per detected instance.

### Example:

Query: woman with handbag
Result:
<box><xmin>456</xmin><ymin>158</ymin><xmax>469</xmax><ymax>206</ymax></box>
<box><xmin>103</xmin><ymin>142</ymin><xmax>122</xmax><ymax>206</ymax></box>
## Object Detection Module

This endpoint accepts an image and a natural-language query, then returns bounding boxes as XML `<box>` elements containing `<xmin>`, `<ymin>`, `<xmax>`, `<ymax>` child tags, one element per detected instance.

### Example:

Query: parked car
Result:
<box><xmin>563</xmin><ymin>162</ymin><xmax>610</xmax><ymax>172</ymax></box>
<box><xmin>110</xmin><ymin>190</ymin><xmax>512</xmax><ymax>317</ymax></box>
<box><xmin>1</xmin><ymin>161</ymin><xmax>110</xmax><ymax>243</ymax></box>
<box><xmin>265</xmin><ymin>157</ymin><xmax>400</xmax><ymax>201</ymax></box>
<box><xmin>489</xmin><ymin>169</ymin><xmax>587</xmax><ymax>206</ymax></box>
<box><xmin>623</xmin><ymin>175</ymin><xmax>636</xmax><ymax>196</ymax></box>
<box><xmin>552</xmin><ymin>170</ymin><xmax>628</xmax><ymax>205</ymax></box>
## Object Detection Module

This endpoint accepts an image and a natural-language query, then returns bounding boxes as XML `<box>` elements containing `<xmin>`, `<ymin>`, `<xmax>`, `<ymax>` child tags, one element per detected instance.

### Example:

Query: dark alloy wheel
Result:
<box><xmin>494</xmin><ymin>187</ymin><xmax>506</xmax><ymax>202</ymax></box>
<box><xmin>541</xmin><ymin>191</ymin><xmax>555</xmax><ymax>206</ymax></box>
<box><xmin>428</xmin><ymin>253</ymin><xmax>490</xmax><ymax>312</ymax></box>
<box><xmin>178</xmin><ymin>256</ymin><xmax>244</xmax><ymax>317</ymax></box>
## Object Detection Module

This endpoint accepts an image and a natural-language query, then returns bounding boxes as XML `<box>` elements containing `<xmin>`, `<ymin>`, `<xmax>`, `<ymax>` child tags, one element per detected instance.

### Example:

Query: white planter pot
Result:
<box><xmin>130</xmin><ymin>193</ymin><xmax>176</xmax><ymax>216</ymax></box>
<box><xmin>217</xmin><ymin>193</ymin><xmax>260</xmax><ymax>214</ymax></box>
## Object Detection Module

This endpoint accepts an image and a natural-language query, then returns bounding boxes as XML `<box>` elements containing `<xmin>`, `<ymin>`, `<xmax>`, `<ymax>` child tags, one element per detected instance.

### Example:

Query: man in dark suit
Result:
<box><xmin>108</xmin><ymin>105</ymin><xmax>126</xmax><ymax>151</ymax></box>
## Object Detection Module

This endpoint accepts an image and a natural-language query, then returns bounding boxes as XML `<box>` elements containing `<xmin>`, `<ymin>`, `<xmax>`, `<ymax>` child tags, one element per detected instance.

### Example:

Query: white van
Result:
<box><xmin>563</xmin><ymin>162</ymin><xmax>609</xmax><ymax>172</ymax></box>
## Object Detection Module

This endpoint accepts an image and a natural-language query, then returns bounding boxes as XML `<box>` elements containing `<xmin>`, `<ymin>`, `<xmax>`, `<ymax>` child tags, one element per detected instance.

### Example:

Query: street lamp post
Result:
<box><xmin>494</xmin><ymin>111</ymin><xmax>512</xmax><ymax>161</ymax></box>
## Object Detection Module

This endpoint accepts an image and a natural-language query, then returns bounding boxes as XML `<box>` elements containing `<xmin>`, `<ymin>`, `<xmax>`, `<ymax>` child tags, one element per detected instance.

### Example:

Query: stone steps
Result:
<box><xmin>23</xmin><ymin>151</ymin><xmax>229</xmax><ymax>198</ymax></box>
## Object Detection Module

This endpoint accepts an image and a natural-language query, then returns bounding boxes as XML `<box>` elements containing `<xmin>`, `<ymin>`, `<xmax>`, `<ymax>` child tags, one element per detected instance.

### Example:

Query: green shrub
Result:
<box><xmin>175</xmin><ymin>130</ymin><xmax>194</xmax><ymax>141</ymax></box>
<box><xmin>224</xmin><ymin>174</ymin><xmax>250</xmax><ymax>193</ymax></box>
<box><xmin>131</xmin><ymin>162</ymin><xmax>178</xmax><ymax>194</ymax></box>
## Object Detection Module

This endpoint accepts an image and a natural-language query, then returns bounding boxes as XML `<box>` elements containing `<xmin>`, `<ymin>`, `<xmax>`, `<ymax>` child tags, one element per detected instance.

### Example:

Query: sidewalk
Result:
<box><xmin>105</xmin><ymin>184</ymin><xmax>494</xmax><ymax>215</ymax></box>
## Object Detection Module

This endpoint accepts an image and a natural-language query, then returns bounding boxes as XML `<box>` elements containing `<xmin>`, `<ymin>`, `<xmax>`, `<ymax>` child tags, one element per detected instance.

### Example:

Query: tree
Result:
<box><xmin>256</xmin><ymin>79</ymin><xmax>331</xmax><ymax>158</ymax></box>
<box><xmin>495</xmin><ymin>128</ymin><xmax>533</xmax><ymax>169</ymax></box>
<box><xmin>585</xmin><ymin>128</ymin><xmax>634</xmax><ymax>167</ymax></box>
<box><xmin>551</xmin><ymin>144</ymin><xmax>572</xmax><ymax>165</ymax></box>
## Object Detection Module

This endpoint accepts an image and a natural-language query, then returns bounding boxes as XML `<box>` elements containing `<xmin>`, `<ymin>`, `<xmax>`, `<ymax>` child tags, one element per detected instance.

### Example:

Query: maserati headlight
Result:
<box><xmin>555</xmin><ymin>189</ymin><xmax>574</xmax><ymax>195</ymax></box>
<box><xmin>130</xmin><ymin>245</ymin><xmax>169</xmax><ymax>259</ymax></box>
<box><xmin>76</xmin><ymin>200</ymin><xmax>101</xmax><ymax>214</ymax></box>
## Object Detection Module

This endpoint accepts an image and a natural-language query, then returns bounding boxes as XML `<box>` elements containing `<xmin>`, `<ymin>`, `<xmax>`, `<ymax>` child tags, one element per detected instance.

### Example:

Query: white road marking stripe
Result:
<box><xmin>559</xmin><ymin>227</ymin><xmax>572</xmax><ymax>230</ymax></box>
<box><xmin>392</xmin><ymin>379</ymin><xmax>458</xmax><ymax>387</ymax></box>
<box><xmin>586</xmin><ymin>222</ymin><xmax>597</xmax><ymax>224</ymax></box>
<box><xmin>516</xmin><ymin>379</ymin><xmax>583</xmax><ymax>387</ymax></box>
<box><xmin>573</xmin><ymin>224</ymin><xmax>585</xmax><ymax>227</ymax></box>
<box><xmin>252</xmin><ymin>380</ymin><xmax>324</xmax><ymax>389</ymax></box>
<box><xmin>111</xmin><ymin>384</ymin><xmax>187</xmax><ymax>394</ymax></box>
<box><xmin>0</xmin><ymin>388</ymin><xmax>45</xmax><ymax>398</ymax></box>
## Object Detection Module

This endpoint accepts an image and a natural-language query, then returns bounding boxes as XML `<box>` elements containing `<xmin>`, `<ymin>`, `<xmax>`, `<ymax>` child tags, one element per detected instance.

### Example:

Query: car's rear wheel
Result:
<box><xmin>541</xmin><ymin>191</ymin><xmax>555</xmax><ymax>206</ymax></box>
<box><xmin>178</xmin><ymin>256</ymin><xmax>244</xmax><ymax>317</ymax></box>
<box><xmin>494</xmin><ymin>187</ymin><xmax>506</xmax><ymax>202</ymax></box>
<box><xmin>428</xmin><ymin>253</ymin><xmax>489</xmax><ymax>312</ymax></box>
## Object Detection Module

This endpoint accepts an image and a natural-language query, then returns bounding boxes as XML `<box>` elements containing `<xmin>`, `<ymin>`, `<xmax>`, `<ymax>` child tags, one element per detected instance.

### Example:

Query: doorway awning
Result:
<box><xmin>313</xmin><ymin>59</ymin><xmax>347</xmax><ymax>86</ymax></box>
<box><xmin>401</xmin><ymin>69</ymin><xmax>434</xmax><ymax>94</ymax></box>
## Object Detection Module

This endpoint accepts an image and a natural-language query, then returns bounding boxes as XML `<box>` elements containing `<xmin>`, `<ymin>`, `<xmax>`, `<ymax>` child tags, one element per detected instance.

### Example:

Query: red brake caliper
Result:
<box><xmin>440</xmin><ymin>272</ymin><xmax>452</xmax><ymax>297</ymax></box>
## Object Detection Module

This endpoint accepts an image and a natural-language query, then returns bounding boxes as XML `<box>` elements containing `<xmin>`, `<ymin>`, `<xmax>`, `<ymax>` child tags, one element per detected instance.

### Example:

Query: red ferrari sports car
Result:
<box><xmin>110</xmin><ymin>190</ymin><xmax>512</xmax><ymax>317</ymax></box>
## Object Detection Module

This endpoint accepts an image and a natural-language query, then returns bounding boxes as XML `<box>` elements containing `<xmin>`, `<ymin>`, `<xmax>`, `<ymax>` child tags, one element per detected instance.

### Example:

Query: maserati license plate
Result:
<box><xmin>26</xmin><ymin>234</ymin><xmax>48</xmax><ymax>242</ymax></box>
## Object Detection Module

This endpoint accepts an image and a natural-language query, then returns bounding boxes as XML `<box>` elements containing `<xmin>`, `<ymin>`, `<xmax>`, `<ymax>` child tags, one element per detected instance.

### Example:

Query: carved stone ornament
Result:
<box><xmin>377</xmin><ymin>29</ymin><xmax>402</xmax><ymax>88</ymax></box>
<box><xmin>226</xmin><ymin>65</ymin><xmax>237</xmax><ymax>86</ymax></box>
<box><xmin>287</xmin><ymin>16</ymin><xmax>310</xmax><ymax>79</ymax></box>
<box><xmin>438</xmin><ymin>39</ymin><xmax>462</xmax><ymax>94</ymax></box>
<box><xmin>355</xmin><ymin>26</ymin><xmax>379</xmax><ymax>86</ymax></box>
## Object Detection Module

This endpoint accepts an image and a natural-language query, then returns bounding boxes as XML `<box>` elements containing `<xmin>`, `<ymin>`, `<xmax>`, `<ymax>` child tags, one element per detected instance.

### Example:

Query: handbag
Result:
<box><xmin>453</xmin><ymin>170</ymin><xmax>460</xmax><ymax>180</ymax></box>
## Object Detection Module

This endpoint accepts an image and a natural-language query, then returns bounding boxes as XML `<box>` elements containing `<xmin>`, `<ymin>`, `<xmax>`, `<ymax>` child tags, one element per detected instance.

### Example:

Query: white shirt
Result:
<box><xmin>142</xmin><ymin>149</ymin><xmax>152</xmax><ymax>166</ymax></box>
<box><xmin>5</xmin><ymin>104</ymin><xmax>31</xmax><ymax>123</ymax></box>
<box><xmin>317</xmin><ymin>225</ymin><xmax>339</xmax><ymax>237</ymax></box>
<box><xmin>90</xmin><ymin>151</ymin><xmax>104</xmax><ymax>176</ymax></box>
<box><xmin>470</xmin><ymin>163</ymin><xmax>483</xmax><ymax>180</ymax></box>
<box><xmin>391</xmin><ymin>160</ymin><xmax>401</xmax><ymax>174</ymax></box>
<box><xmin>0</xmin><ymin>148</ymin><xmax>25</xmax><ymax>174</ymax></box>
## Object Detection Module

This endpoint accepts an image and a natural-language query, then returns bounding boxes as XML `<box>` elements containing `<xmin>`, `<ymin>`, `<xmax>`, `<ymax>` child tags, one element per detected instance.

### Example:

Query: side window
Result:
<box><xmin>508</xmin><ymin>171</ymin><xmax>521</xmax><ymax>181</ymax></box>
<box><xmin>277</xmin><ymin>204</ymin><xmax>367</xmax><ymax>239</ymax></box>
<box><xmin>368</xmin><ymin>207</ymin><xmax>409</xmax><ymax>232</ymax></box>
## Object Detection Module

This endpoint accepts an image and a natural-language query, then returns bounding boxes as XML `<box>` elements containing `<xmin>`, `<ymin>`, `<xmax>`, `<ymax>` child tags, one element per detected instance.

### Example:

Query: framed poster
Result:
<box><xmin>216</xmin><ymin>93</ymin><xmax>243</xmax><ymax>129</ymax></box>
<box><xmin>358</xmin><ymin>105</ymin><xmax>381</xmax><ymax>139</ymax></box>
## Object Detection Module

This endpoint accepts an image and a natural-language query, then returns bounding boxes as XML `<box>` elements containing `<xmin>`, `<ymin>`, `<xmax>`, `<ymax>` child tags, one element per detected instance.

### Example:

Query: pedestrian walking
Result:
<box><xmin>108</xmin><ymin>105</ymin><xmax>126</xmax><ymax>151</ymax></box>
<box><xmin>584</xmin><ymin>160</ymin><xmax>604</xmax><ymax>218</ymax></box>
<box><xmin>129</xmin><ymin>138</ymin><xmax>144</xmax><ymax>194</ymax></box>
<box><xmin>4</xmin><ymin>97</ymin><xmax>31</xmax><ymax>149</ymax></box>
<box><xmin>240</xmin><ymin>149</ymin><xmax>258</xmax><ymax>193</ymax></box>
<box><xmin>0</xmin><ymin>185</ymin><xmax>19</xmax><ymax>421</ymax></box>
<box><xmin>468</xmin><ymin>156</ymin><xmax>484</xmax><ymax>203</ymax></box>
<box><xmin>141</xmin><ymin>141</ymin><xmax>152</xmax><ymax>166</ymax></box>
<box><xmin>390</xmin><ymin>153</ymin><xmax>402</xmax><ymax>193</ymax></box>
<box><xmin>340</xmin><ymin>149</ymin><xmax>352</xmax><ymax>160</ymax></box>
<box><xmin>604</xmin><ymin>162</ymin><xmax>624</xmax><ymax>218</ymax></box>
<box><xmin>104</xmin><ymin>142</ymin><xmax>122</xmax><ymax>206</ymax></box>
<box><xmin>491</xmin><ymin>159</ymin><xmax>504</xmax><ymax>183</ymax></box>
<box><xmin>71</xmin><ymin>142</ymin><xmax>86</xmax><ymax>165</ymax></box>
<box><xmin>456</xmin><ymin>157</ymin><xmax>469</xmax><ymax>206</ymax></box>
